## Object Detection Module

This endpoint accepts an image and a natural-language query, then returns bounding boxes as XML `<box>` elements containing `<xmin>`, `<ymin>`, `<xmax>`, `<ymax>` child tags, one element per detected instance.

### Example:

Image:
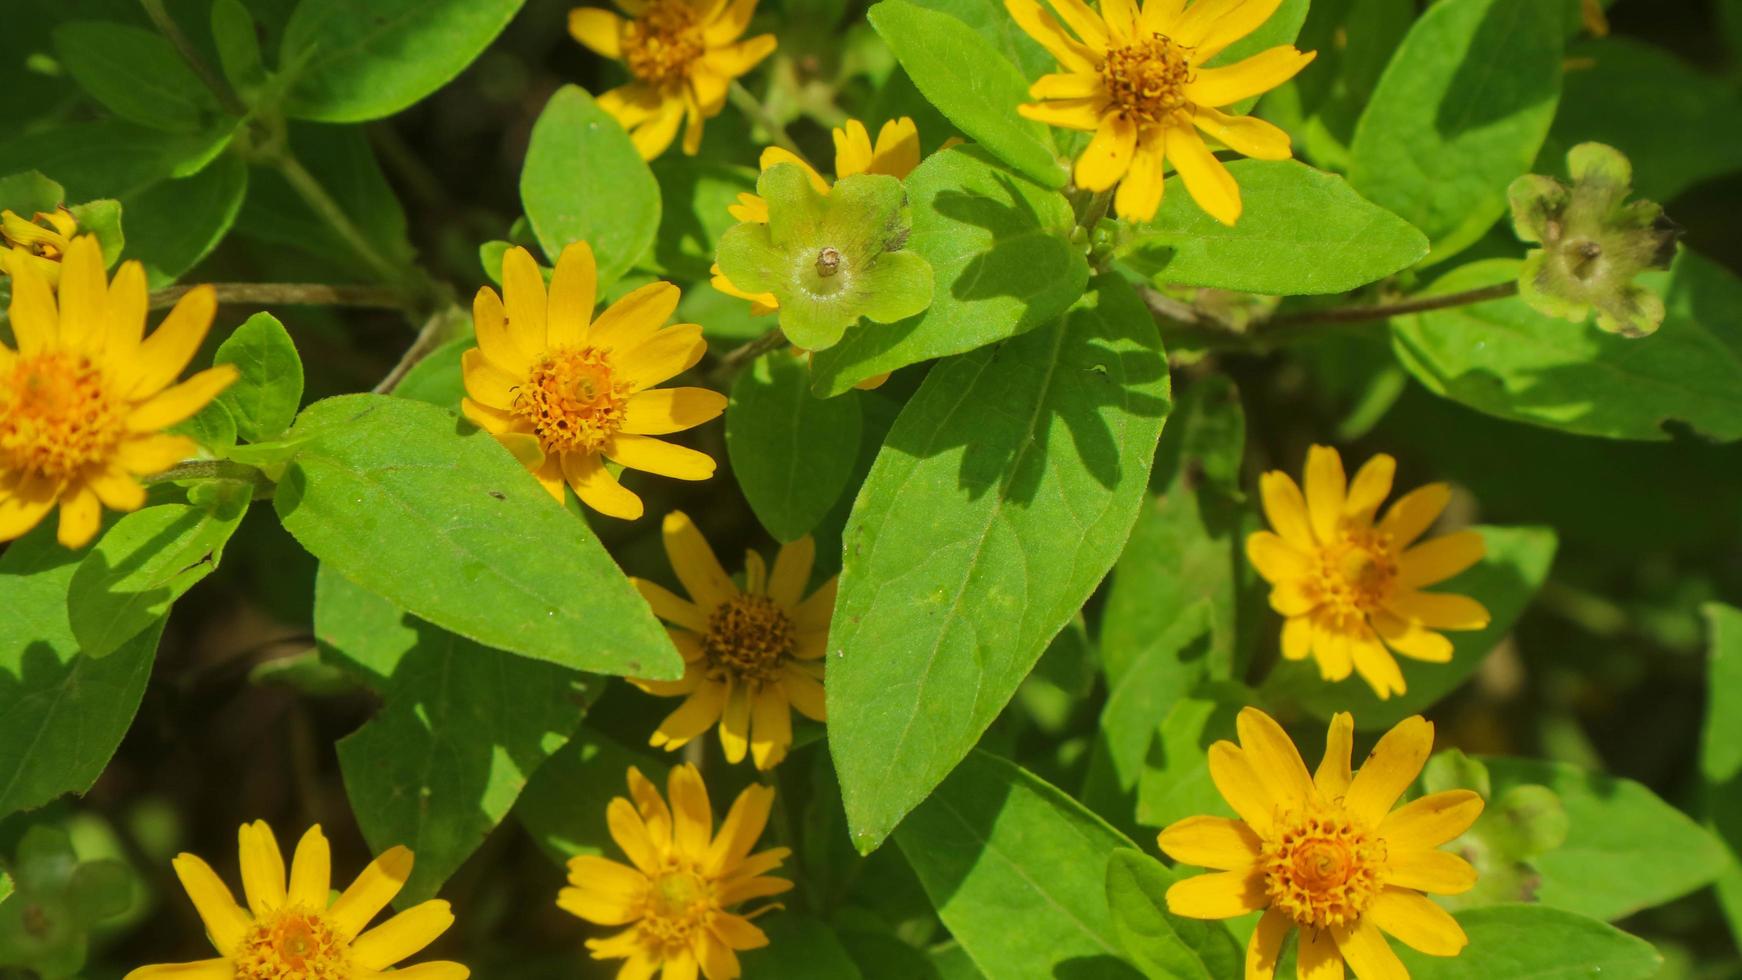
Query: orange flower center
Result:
<box><xmin>1102</xmin><ymin>35</ymin><xmax>1195</xmax><ymax>123</ymax></box>
<box><xmin>640</xmin><ymin>869</ymin><xmax>716</xmax><ymax>946</ymax></box>
<box><xmin>1312</xmin><ymin>530</ymin><xmax>1399</xmax><ymax>621</ymax></box>
<box><xmin>703</xmin><ymin>593</ymin><xmax>795</xmax><ymax>685</ymax></box>
<box><xmin>0</xmin><ymin>352</ymin><xmax>127</xmax><ymax>483</ymax></box>
<box><xmin>1261</xmin><ymin>803</ymin><xmax>1386</xmax><ymax>929</ymax></box>
<box><xmin>623</xmin><ymin>0</ymin><xmax>705</xmax><ymax>87</ymax></box>
<box><xmin>512</xmin><ymin>347</ymin><xmax>629</xmax><ymax>456</ymax></box>
<box><xmin>232</xmin><ymin>907</ymin><xmax>351</xmax><ymax>980</ymax></box>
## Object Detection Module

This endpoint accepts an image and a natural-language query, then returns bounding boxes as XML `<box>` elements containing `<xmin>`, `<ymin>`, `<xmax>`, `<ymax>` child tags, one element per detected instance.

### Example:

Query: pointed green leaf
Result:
<box><xmin>215</xmin><ymin>312</ymin><xmax>304</xmax><ymax>443</ymax></box>
<box><xmin>1104</xmin><ymin>849</ymin><xmax>1243</xmax><ymax>980</ymax></box>
<box><xmin>52</xmin><ymin>22</ymin><xmax>218</xmax><ymax>133</ymax></box>
<box><xmin>211</xmin><ymin>0</ymin><xmax>268</xmax><ymax>99</ymax></box>
<box><xmin>727</xmin><ymin>350</ymin><xmax>863</xmax><ymax>542</ymax></box>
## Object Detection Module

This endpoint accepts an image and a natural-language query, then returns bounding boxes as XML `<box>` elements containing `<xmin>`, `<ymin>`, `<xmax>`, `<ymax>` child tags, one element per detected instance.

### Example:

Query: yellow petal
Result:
<box><xmin>1333</xmin><ymin>919</ymin><xmax>1408</xmax><ymax>980</ymax></box>
<box><xmin>56</xmin><ymin>485</ymin><xmax>102</xmax><ymax>549</ymax></box>
<box><xmin>869</xmin><ymin>117</ymin><xmax>922</xmax><ymax>179</ymax></box>
<box><xmin>1311</xmin><ymin>617</ymin><xmax>1353</xmax><ymax>682</ymax></box>
<box><xmin>1344</xmin><ymin>715</ymin><xmax>1433</xmax><ymax>826</ymax></box>
<box><xmin>651</xmin><ymin>681</ymin><xmax>729</xmax><ymax>748</ymax></box>
<box><xmin>238</xmin><ymin>821</ymin><xmax>287</xmax><ymax>918</ymax></box>
<box><xmin>1344</xmin><ymin>453</ymin><xmax>1396</xmax><ymax>524</ymax></box>
<box><xmin>473</xmin><ymin>285</ymin><xmax>532</xmax><ymax>374</ymax></box>
<box><xmin>704</xmin><ymin>0</ymin><xmax>758</xmax><ymax>44</ymax></box>
<box><xmin>1163</xmin><ymin>869</ymin><xmax>1267</xmax><ymax>919</ymax></box>
<box><xmin>704</xmin><ymin>781</ymin><xmax>776</xmax><ymax>875</ymax></box>
<box><xmin>123</xmin><ymin>959</ymin><xmax>234</xmax><ymax>980</ymax></box>
<box><xmin>1236</xmin><ymin>707</ymin><xmax>1314</xmax><ymax>813</ymax></box>
<box><xmin>7</xmin><ymin>252</ymin><xmax>58</xmax><ymax>355</ymax></box>
<box><xmin>708</xmin><ymin>911</ymin><xmax>771</xmax><ymax>951</ymax></box>
<box><xmin>461</xmin><ymin>347</ymin><xmax>520</xmax><ymax>411</ymax></box>
<box><xmin>634</xmin><ymin>577</ymin><xmax>710</xmax><ymax>632</ymax></box>
<box><xmin>1258</xmin><ymin>470</ymin><xmax>1313</xmax><ymax>548</ymax></box>
<box><xmin>171</xmin><ymin>853</ymin><xmax>251</xmax><ymax>954</ymax></box>
<box><xmin>115</xmin><ymin>434</ymin><xmax>196</xmax><ymax>475</ymax></box>
<box><xmin>461</xmin><ymin>397</ymin><xmax>514</xmax><ymax>436</ymax></box>
<box><xmin>1383</xmin><ymin>590</ymin><xmax>1490</xmax><ymax>631</ymax></box>
<box><xmin>351</xmin><ymin>900</ymin><xmax>454</xmax><ymax>970</ymax></box>
<box><xmin>1005</xmin><ymin>0</ymin><xmax>1099</xmax><ymax>73</ymax></box>
<box><xmin>768</xmin><ymin>536</ymin><xmax>815</xmax><ymax>607</ymax></box>
<box><xmin>287</xmin><ymin>825</ymin><xmax>332</xmax><ymax>909</ymax></box>
<box><xmin>1372</xmin><ymin>611</ymin><xmax>1454</xmax><ymax>663</ymax></box>
<box><xmin>661</xmin><ymin>510</ymin><xmax>737</xmax><ymax>608</ymax></box>
<box><xmin>1299</xmin><ymin>924</ymin><xmax>1345</xmax><ymax>980</ymax></box>
<box><xmin>1113</xmin><ymin>126</ymin><xmax>1167</xmax><ymax>221</ymax></box>
<box><xmin>1377</xmin><ymin>483</ymin><xmax>1451</xmax><ymax>548</ymax></box>
<box><xmin>0</xmin><ymin>477</ymin><xmax>57</xmax><ymax>544</ymax></box>
<box><xmin>1155</xmin><ymin>815</ymin><xmax>1261</xmax><ymax>871</ymax></box>
<box><xmin>1315</xmin><ymin>711</ymin><xmax>1354</xmax><ymax>798</ymax></box>
<box><xmin>749</xmin><ymin>684</ymin><xmax>792</xmax><ymax>769</ymax></box>
<box><xmin>1030</xmin><ymin>72</ymin><xmax>1103</xmax><ymax>100</ymax></box>
<box><xmin>56</xmin><ymin>235</ymin><xmax>107</xmax><ymax>354</ymax></box>
<box><xmin>127</xmin><ymin>365</ymin><xmax>238</xmax><ymax>432</ymax></box>
<box><xmin>329</xmin><ymin>845</ymin><xmax>414</xmax><ymax>939</ymax></box>
<box><xmin>1193</xmin><ymin>105</ymin><xmax>1292</xmax><ymax>160</ymax></box>
<box><xmin>85</xmin><ymin>466</ymin><xmax>144</xmax><ymax>513</ymax></box>
<box><xmin>1280</xmin><ymin>614</ymin><xmax>1313</xmax><ymax>661</ymax></box>
<box><xmin>717</xmin><ymin>873</ymin><xmax>794</xmax><ymax>905</ymax></box>
<box><xmin>598</xmin><ymin>81</ymin><xmax>664</xmax><ymax>129</ymax></box>
<box><xmin>621</xmin><ymin>387</ymin><xmax>726</xmax><ymax>435</ymax></box>
<box><xmin>832</xmin><ymin>119</ymin><xmax>876</xmax><ymax>179</ymax></box>
<box><xmin>743</xmin><ymin>548</ymin><xmax>767</xmax><ymax>595</ymax></box>
<box><xmin>375</xmin><ymin>963</ymin><xmax>471</xmax><ymax>980</ymax></box>
<box><xmin>719</xmin><ymin>679</ymin><xmax>752</xmax><ymax>763</ymax></box>
<box><xmin>626</xmin><ymin>766</ymin><xmax>674</xmax><ymax>854</ymax></box>
<box><xmin>1367</xmin><ymin>887</ymin><xmax>1467</xmax><ymax>956</ymax></box>
<box><xmin>1100</xmin><ymin>0</ymin><xmax>1139</xmax><ymax>40</ymax></box>
<box><xmin>1384</xmin><ymin>847</ymin><xmax>1479</xmax><ymax>895</ymax></box>
<box><xmin>1075</xmin><ymin>112</ymin><xmax>1137</xmax><ymax>191</ymax></box>
<box><xmin>103</xmin><ymin>260</ymin><xmax>149</xmax><ymax>370</ymax></box>
<box><xmin>781</xmin><ymin>664</ymin><xmax>826</xmax><ymax>720</ymax></box>
<box><xmin>1349</xmin><ymin>628</ymin><xmax>1406</xmax><ymax>700</ymax></box>
<box><xmin>1380</xmin><ymin>789</ymin><xmax>1484</xmax><ymax>850</ymax></box>
<box><xmin>759</xmin><ymin>146</ymin><xmax>830</xmax><ymax>192</ymax></box>
<box><xmin>127</xmin><ymin>284</ymin><xmax>216</xmax><ymax>397</ymax></box>
<box><xmin>548</xmin><ymin>240</ymin><xmax>598</xmax><ymax>347</ymax></box>
<box><xmin>1175</xmin><ymin>0</ymin><xmax>1286</xmax><ymax>62</ymax></box>
<box><xmin>591</xmin><ymin>281</ymin><xmax>681</xmax><ymax>353</ymax></box>
<box><xmin>629</xmin><ymin>94</ymin><xmax>686</xmax><ymax>160</ymax></box>
<box><xmin>1302</xmin><ymin>445</ymin><xmax>1346</xmax><ymax>544</ymax></box>
<box><xmin>1206</xmin><ymin>742</ymin><xmax>1276</xmax><ymax>836</ymax></box>
<box><xmin>607</xmin><ymin>434</ymin><xmax>716</xmax><ymax>481</ymax></box>
<box><xmin>1245</xmin><ymin>530</ymin><xmax>1309</xmax><ymax>583</ymax></box>
<box><xmin>1268</xmin><ymin>579</ymin><xmax>1318</xmax><ymax>617</ymax></box>
<box><xmin>1168</xmin><ymin>125</ymin><xmax>1242</xmax><ymax>225</ymax></box>
<box><xmin>501</xmin><ymin>246</ymin><xmax>549</xmax><ymax>352</ymax></box>
<box><xmin>1396</xmin><ymin>530</ymin><xmax>1485</xmax><ymax>589</ymax></box>
<box><xmin>702</xmin><ymin>34</ymin><xmax>777</xmax><ymax>79</ymax></box>
<box><xmin>1245</xmin><ymin>908</ymin><xmax>1291</xmax><ymax>980</ymax></box>
<box><xmin>606</xmin><ymin>796</ymin><xmax>665</xmax><ymax>876</ymax></box>
<box><xmin>794</xmin><ymin>578</ymin><xmax>835</xmax><ymax>632</ymax></box>
<box><xmin>1018</xmin><ymin>97</ymin><xmax>1107</xmax><ymax>131</ymax></box>
<box><xmin>1186</xmin><ymin>46</ymin><xmax>1315</xmax><ymax>106</ymax></box>
<box><xmin>569</xmin><ymin>6</ymin><xmax>625</xmax><ymax>57</ymax></box>
<box><xmin>557</xmin><ymin>882</ymin><xmax>642</xmax><ymax>926</ymax></box>
<box><xmin>561</xmin><ymin>451</ymin><xmax>644</xmax><ymax>520</ymax></box>
<box><xmin>1042</xmin><ymin>0</ymin><xmax>1109</xmax><ymax>51</ymax></box>
<box><xmin>668</xmin><ymin>763</ymin><xmax>715</xmax><ymax>862</ymax></box>
<box><xmin>615</xmin><ymin>324</ymin><xmax>706</xmax><ymax>390</ymax></box>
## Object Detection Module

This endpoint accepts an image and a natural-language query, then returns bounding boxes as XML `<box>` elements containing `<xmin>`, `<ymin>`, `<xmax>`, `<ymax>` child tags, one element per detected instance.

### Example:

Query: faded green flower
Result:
<box><xmin>0</xmin><ymin>826</ymin><xmax>132</xmax><ymax>979</ymax></box>
<box><xmin>1509</xmin><ymin>142</ymin><xmax>1680</xmax><ymax>338</ymax></box>
<box><xmin>715</xmin><ymin>163</ymin><xmax>933</xmax><ymax>352</ymax></box>
<box><xmin>1422</xmin><ymin>750</ymin><xmax>1568</xmax><ymax>910</ymax></box>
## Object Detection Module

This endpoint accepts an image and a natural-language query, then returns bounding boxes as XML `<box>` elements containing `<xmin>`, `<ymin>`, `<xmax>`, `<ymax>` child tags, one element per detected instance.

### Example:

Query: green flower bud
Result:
<box><xmin>715</xmin><ymin>164</ymin><xmax>934</xmax><ymax>352</ymax></box>
<box><xmin>1508</xmin><ymin>142</ymin><xmax>1681</xmax><ymax>338</ymax></box>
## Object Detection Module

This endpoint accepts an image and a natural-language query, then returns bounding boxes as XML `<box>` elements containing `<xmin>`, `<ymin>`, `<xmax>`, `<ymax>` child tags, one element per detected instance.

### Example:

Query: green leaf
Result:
<box><xmin>516</xmin><ymin>726</ymin><xmax>671</xmax><ymax>865</ymax></box>
<box><xmin>67</xmin><ymin>495</ymin><xmax>250</xmax><ymax>660</ymax></box>
<box><xmin>271</xmin><ymin>394</ymin><xmax>680</xmax><ymax>677</ymax></box>
<box><xmin>177</xmin><ymin>397</ymin><xmax>239</xmax><ymax>452</ymax></box>
<box><xmin>1703</xmin><ymin>603</ymin><xmax>1742</xmax><ymax>787</ymax></box>
<box><xmin>739</xmin><ymin>916</ymin><xmax>865</xmax><ymax>979</ymax></box>
<box><xmin>1391</xmin><ymin>252</ymin><xmax>1742</xmax><ymax>441</ymax></box>
<box><xmin>648</xmin><ymin>157</ymin><xmax>756</xmax><ymax>281</ymax></box>
<box><xmin>237</xmin><ymin>123</ymin><xmax>413</xmax><ymax>275</ymax></box>
<box><xmin>281</xmin><ymin>0</ymin><xmax>528</xmax><ymax>122</ymax></box>
<box><xmin>1545</xmin><ymin>37</ymin><xmax>1742</xmax><ymax>205</ymax></box>
<box><xmin>316</xmin><ymin>566</ymin><xmax>591</xmax><ymax>903</ymax></box>
<box><xmin>1274</xmin><ymin>525</ymin><xmax>1558</xmax><ymax>730</ymax></box>
<box><xmin>727</xmin><ymin>350</ymin><xmax>863</xmax><ymax>542</ymax></box>
<box><xmin>866</xmin><ymin>0</ymin><xmax>1066</xmax><ymax>189</ymax></box>
<box><xmin>1104</xmin><ymin>849</ymin><xmax>1242</xmax><ymax>980</ymax></box>
<box><xmin>810</xmin><ymin>146</ymin><xmax>1088</xmax><ymax>396</ymax></box>
<box><xmin>0</xmin><ymin>523</ymin><xmax>163</xmax><ymax>817</ymax></box>
<box><xmin>1133</xmin><ymin>692</ymin><xmax>1242</xmax><ymax>829</ymax></box>
<box><xmin>1118</xmin><ymin>160</ymin><xmax>1428</xmax><ymax>295</ymax></box>
<box><xmin>1349</xmin><ymin>0</ymin><xmax>1564</xmax><ymax>263</ymax></box>
<box><xmin>391</xmin><ymin>337</ymin><xmax>471</xmax><ymax>409</ymax></box>
<box><xmin>0</xmin><ymin>171</ymin><xmax>65</xmax><ymax>216</ymax></box>
<box><xmin>122</xmin><ymin>153</ymin><xmax>248</xmax><ymax>287</ymax></box>
<box><xmin>211</xmin><ymin>0</ymin><xmax>269</xmax><ymax>98</ymax></box>
<box><xmin>828</xmin><ymin>276</ymin><xmax>1171</xmax><ymax>850</ymax></box>
<box><xmin>1398</xmin><ymin>904</ymin><xmax>1660</xmax><ymax>978</ymax></box>
<box><xmin>521</xmin><ymin>85</ymin><xmax>660</xmax><ymax>288</ymax></box>
<box><xmin>905</xmin><ymin>0</ymin><xmax>1054</xmax><ymax>80</ymax></box>
<box><xmin>66</xmin><ymin>199</ymin><xmax>125</xmax><ymax>268</ymax></box>
<box><xmin>215</xmin><ymin>312</ymin><xmax>304</xmax><ymax>442</ymax></box>
<box><xmin>52</xmin><ymin>21</ymin><xmax>218</xmax><ymax>133</ymax></box>
<box><xmin>1484</xmin><ymin>755</ymin><xmax>1729</xmax><ymax>921</ymax></box>
<box><xmin>894</xmin><ymin>750</ymin><xmax>1164</xmax><ymax>978</ymax></box>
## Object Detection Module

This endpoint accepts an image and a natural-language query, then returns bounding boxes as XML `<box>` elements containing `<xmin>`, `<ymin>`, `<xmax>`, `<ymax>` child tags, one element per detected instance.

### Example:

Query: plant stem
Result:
<box><xmin>139</xmin><ymin>0</ymin><xmax>248</xmax><ymax>117</ymax></box>
<box><xmin>149</xmin><ymin>282</ymin><xmax>410</xmax><ymax>311</ymax></box>
<box><xmin>373</xmin><ymin>305</ymin><xmax>470</xmax><ymax>393</ymax></box>
<box><xmin>1264</xmin><ymin>282</ymin><xmax>1520</xmax><ymax>328</ymax></box>
<box><xmin>142</xmin><ymin>459</ymin><xmax>271</xmax><ymax>487</ymax></box>
<box><xmin>1142</xmin><ymin>281</ymin><xmax>1520</xmax><ymax>350</ymax></box>
<box><xmin>710</xmin><ymin>327</ymin><xmax>788</xmax><ymax>386</ymax></box>
<box><xmin>728</xmin><ymin>81</ymin><xmax>810</xmax><ymax>166</ymax></box>
<box><xmin>273</xmin><ymin>153</ymin><xmax>405</xmax><ymax>289</ymax></box>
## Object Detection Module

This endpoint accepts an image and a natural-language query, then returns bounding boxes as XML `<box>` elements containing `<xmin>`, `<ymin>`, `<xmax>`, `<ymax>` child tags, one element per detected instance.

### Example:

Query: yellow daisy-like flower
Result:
<box><xmin>569</xmin><ymin>0</ymin><xmax>777</xmax><ymax>159</ymax></box>
<box><xmin>630</xmin><ymin>511</ymin><xmax>832</xmax><ymax>770</ymax></box>
<box><xmin>1008</xmin><ymin>0</ymin><xmax>1315</xmax><ymax>224</ymax></box>
<box><xmin>1247</xmin><ymin>445</ymin><xmax>1491</xmax><ymax>700</ymax></box>
<box><xmin>1</xmin><ymin>206</ymin><xmax>78</xmax><ymax>285</ymax></box>
<box><xmin>1160</xmin><ymin>709</ymin><xmax>1482</xmax><ymax>979</ymax></box>
<box><xmin>710</xmin><ymin>117</ymin><xmax>923</xmax><ymax>316</ymax></box>
<box><xmin>1</xmin><ymin>235</ymin><xmax>236</xmax><ymax>549</ymax></box>
<box><xmin>460</xmin><ymin>243</ymin><xmax>726</xmax><ymax>521</ymax></box>
<box><xmin>126</xmin><ymin>821</ymin><xmax>468</xmax><ymax>980</ymax></box>
<box><xmin>560</xmin><ymin>764</ymin><xmax>792</xmax><ymax>979</ymax></box>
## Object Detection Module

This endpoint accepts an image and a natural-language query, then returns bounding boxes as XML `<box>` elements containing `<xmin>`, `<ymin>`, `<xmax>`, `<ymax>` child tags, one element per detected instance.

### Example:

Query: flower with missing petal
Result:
<box><xmin>711</xmin><ymin>117</ymin><xmax>923</xmax><ymax>316</ymax></box>
<box><xmin>1247</xmin><ymin>445</ymin><xmax>1490</xmax><ymax>700</ymax></box>
<box><xmin>1</xmin><ymin>235</ymin><xmax>236</xmax><ymax>548</ymax></box>
<box><xmin>460</xmin><ymin>243</ymin><xmax>726</xmax><ymax>521</ymax></box>
<box><xmin>1</xmin><ymin>206</ymin><xmax>78</xmax><ymax>285</ymax></box>
<box><xmin>630</xmin><ymin>511</ymin><xmax>831</xmax><ymax>769</ymax></box>
<box><xmin>1009</xmin><ymin>0</ymin><xmax>1314</xmax><ymax>224</ymax></box>
<box><xmin>569</xmin><ymin>0</ymin><xmax>777</xmax><ymax>159</ymax></box>
<box><xmin>560</xmin><ymin>764</ymin><xmax>792</xmax><ymax>979</ymax></box>
<box><xmin>1159</xmin><ymin>709</ymin><xmax>1482</xmax><ymax>979</ymax></box>
<box><xmin>125</xmin><ymin>821</ymin><xmax>468</xmax><ymax>980</ymax></box>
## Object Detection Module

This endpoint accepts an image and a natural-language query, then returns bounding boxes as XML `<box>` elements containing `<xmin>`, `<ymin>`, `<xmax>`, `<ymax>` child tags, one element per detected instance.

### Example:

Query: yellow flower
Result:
<box><xmin>1008</xmin><ymin>0</ymin><xmax>1315</xmax><ymax>224</ymax></box>
<box><xmin>569</xmin><ymin>0</ymin><xmax>777</xmax><ymax>159</ymax></box>
<box><xmin>126</xmin><ymin>821</ymin><xmax>468</xmax><ymax>980</ymax></box>
<box><xmin>1160</xmin><ymin>709</ymin><xmax>1482</xmax><ymax>979</ymax></box>
<box><xmin>710</xmin><ymin>117</ymin><xmax>923</xmax><ymax>317</ymax></box>
<box><xmin>1</xmin><ymin>206</ymin><xmax>78</xmax><ymax>286</ymax></box>
<box><xmin>1</xmin><ymin>235</ymin><xmax>236</xmax><ymax>549</ymax></box>
<box><xmin>460</xmin><ymin>243</ymin><xmax>726</xmax><ymax>521</ymax></box>
<box><xmin>560</xmin><ymin>764</ymin><xmax>792</xmax><ymax>979</ymax></box>
<box><xmin>1247</xmin><ymin>445</ymin><xmax>1491</xmax><ymax>700</ymax></box>
<box><xmin>630</xmin><ymin>511</ymin><xmax>831</xmax><ymax>769</ymax></box>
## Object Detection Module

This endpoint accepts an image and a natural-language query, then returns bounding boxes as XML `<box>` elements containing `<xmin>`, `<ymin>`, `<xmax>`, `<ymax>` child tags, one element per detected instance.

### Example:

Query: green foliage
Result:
<box><xmin>1392</xmin><ymin>253</ymin><xmax>1742</xmax><ymax>440</ymax></box>
<box><xmin>51</xmin><ymin>22</ymin><xmax>218</xmax><ymax>134</ymax></box>
<box><xmin>1350</xmin><ymin>0</ymin><xmax>1565</xmax><ymax>263</ymax></box>
<box><xmin>1117</xmin><ymin>160</ymin><xmax>1429</xmax><ymax>295</ymax></box>
<box><xmin>1397</xmin><ymin>905</ymin><xmax>1661</xmax><ymax>979</ymax></box>
<box><xmin>866</xmin><ymin>0</ymin><xmax>1065</xmax><ymax>188</ymax></box>
<box><xmin>521</xmin><ymin>85</ymin><xmax>661</xmax><ymax>288</ymax></box>
<box><xmin>829</xmin><ymin>277</ymin><xmax>1169</xmax><ymax>849</ymax></box>
<box><xmin>1422</xmin><ymin>751</ymin><xmax>1570</xmax><ymax>910</ymax></box>
<box><xmin>727</xmin><ymin>349</ymin><xmax>863</xmax><ymax>541</ymax></box>
<box><xmin>214</xmin><ymin>312</ymin><xmax>304</xmax><ymax>443</ymax></box>
<box><xmin>811</xmin><ymin>146</ymin><xmax>1088</xmax><ymax>395</ymax></box>
<box><xmin>210</xmin><ymin>0</ymin><xmax>269</xmax><ymax>99</ymax></box>
<box><xmin>1104</xmin><ymin>849</ymin><xmax>1242</xmax><ymax>979</ymax></box>
<box><xmin>272</xmin><ymin>395</ymin><xmax>680</xmax><ymax>677</ymax></box>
